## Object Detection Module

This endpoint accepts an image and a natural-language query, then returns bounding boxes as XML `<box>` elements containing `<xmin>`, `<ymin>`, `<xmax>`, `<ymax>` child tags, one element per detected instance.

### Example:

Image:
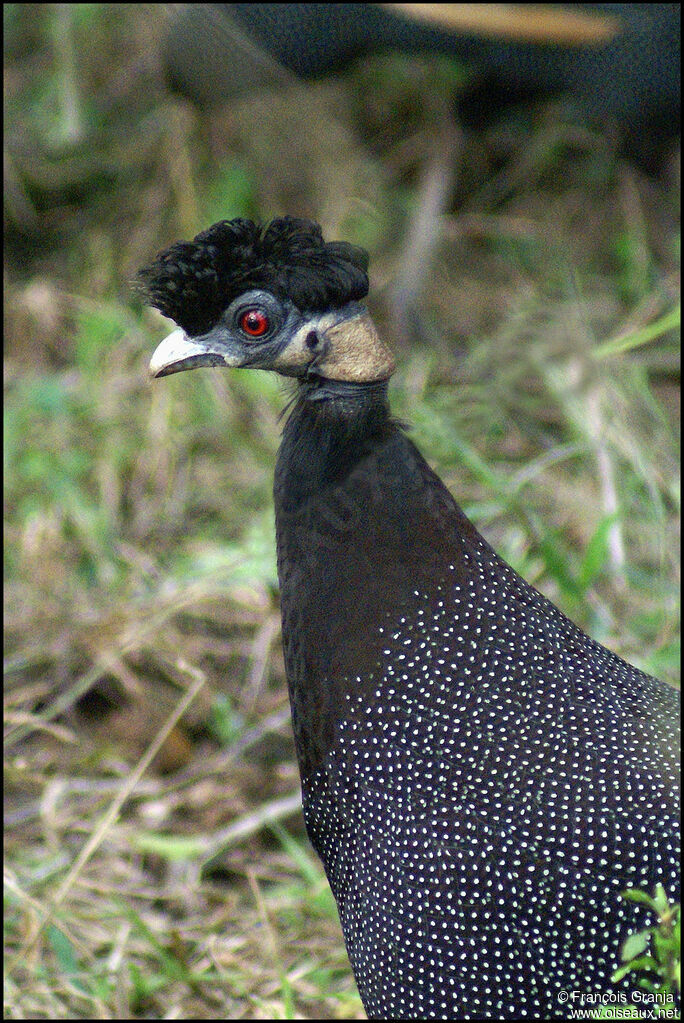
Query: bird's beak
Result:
<box><xmin>149</xmin><ymin>327</ymin><xmax>242</xmax><ymax>378</ymax></box>
<box><xmin>149</xmin><ymin>310</ymin><xmax>396</xmax><ymax>383</ymax></box>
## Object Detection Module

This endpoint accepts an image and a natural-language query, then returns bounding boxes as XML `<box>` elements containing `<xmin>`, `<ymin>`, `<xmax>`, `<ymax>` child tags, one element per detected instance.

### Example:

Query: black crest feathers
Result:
<box><xmin>136</xmin><ymin>217</ymin><xmax>370</xmax><ymax>336</ymax></box>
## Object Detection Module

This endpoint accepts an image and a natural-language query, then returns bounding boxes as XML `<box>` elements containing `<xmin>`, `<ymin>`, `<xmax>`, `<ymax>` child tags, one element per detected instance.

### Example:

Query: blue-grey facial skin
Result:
<box><xmin>150</xmin><ymin>290</ymin><xmax>299</xmax><ymax>377</ymax></box>
<box><xmin>150</xmin><ymin>295</ymin><xmax>394</xmax><ymax>384</ymax></box>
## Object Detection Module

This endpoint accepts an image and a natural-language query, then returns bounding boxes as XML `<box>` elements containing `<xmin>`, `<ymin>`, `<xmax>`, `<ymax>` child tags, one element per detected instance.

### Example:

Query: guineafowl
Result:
<box><xmin>138</xmin><ymin>217</ymin><xmax>680</xmax><ymax>1020</ymax></box>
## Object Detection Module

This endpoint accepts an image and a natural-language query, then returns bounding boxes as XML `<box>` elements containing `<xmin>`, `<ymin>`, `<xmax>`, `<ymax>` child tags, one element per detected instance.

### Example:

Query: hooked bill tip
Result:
<box><xmin>149</xmin><ymin>327</ymin><xmax>224</xmax><ymax>378</ymax></box>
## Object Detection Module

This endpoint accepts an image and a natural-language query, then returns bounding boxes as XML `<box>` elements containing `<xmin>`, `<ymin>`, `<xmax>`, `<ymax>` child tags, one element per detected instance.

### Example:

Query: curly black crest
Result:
<box><xmin>136</xmin><ymin>217</ymin><xmax>370</xmax><ymax>336</ymax></box>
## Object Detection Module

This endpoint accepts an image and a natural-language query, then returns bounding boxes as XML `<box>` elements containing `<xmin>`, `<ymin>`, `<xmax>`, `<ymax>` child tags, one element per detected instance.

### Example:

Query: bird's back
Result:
<box><xmin>275</xmin><ymin>404</ymin><xmax>680</xmax><ymax>1019</ymax></box>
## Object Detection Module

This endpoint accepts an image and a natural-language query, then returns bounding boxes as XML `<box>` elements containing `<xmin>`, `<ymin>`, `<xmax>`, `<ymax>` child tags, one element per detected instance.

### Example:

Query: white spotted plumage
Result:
<box><xmin>301</xmin><ymin>538</ymin><xmax>679</xmax><ymax>1019</ymax></box>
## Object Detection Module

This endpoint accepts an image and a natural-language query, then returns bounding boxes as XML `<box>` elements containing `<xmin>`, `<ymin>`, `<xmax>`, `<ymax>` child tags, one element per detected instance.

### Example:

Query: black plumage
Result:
<box><xmin>139</xmin><ymin>218</ymin><xmax>680</xmax><ymax>1019</ymax></box>
<box><xmin>136</xmin><ymin>217</ymin><xmax>368</xmax><ymax>336</ymax></box>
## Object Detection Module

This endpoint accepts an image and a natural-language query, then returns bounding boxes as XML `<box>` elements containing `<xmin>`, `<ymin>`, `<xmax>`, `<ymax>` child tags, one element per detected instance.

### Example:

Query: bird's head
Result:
<box><xmin>137</xmin><ymin>217</ymin><xmax>395</xmax><ymax>387</ymax></box>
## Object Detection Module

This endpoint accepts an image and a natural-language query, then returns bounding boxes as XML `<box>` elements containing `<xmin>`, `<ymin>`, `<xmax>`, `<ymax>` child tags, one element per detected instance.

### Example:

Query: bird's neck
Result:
<box><xmin>274</xmin><ymin>380</ymin><xmax>394</xmax><ymax>509</ymax></box>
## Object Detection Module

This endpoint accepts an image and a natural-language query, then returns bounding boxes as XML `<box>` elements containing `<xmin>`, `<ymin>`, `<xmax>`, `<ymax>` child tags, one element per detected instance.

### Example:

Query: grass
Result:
<box><xmin>4</xmin><ymin>5</ymin><xmax>680</xmax><ymax>1019</ymax></box>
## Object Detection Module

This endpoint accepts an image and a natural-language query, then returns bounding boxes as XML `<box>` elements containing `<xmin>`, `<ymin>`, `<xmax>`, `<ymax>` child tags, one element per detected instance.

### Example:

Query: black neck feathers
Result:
<box><xmin>275</xmin><ymin>381</ymin><xmax>394</xmax><ymax>510</ymax></box>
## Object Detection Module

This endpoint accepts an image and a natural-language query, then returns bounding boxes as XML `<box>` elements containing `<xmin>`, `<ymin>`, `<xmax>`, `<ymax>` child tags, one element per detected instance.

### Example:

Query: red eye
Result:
<box><xmin>240</xmin><ymin>308</ymin><xmax>270</xmax><ymax>337</ymax></box>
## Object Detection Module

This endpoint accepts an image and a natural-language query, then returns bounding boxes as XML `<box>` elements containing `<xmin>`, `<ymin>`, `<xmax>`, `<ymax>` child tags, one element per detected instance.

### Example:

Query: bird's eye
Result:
<box><xmin>239</xmin><ymin>308</ymin><xmax>270</xmax><ymax>337</ymax></box>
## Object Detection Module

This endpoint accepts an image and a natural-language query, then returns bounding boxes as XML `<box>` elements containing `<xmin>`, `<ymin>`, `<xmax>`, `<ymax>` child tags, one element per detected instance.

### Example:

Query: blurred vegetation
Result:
<box><xmin>613</xmin><ymin>885</ymin><xmax>680</xmax><ymax>1011</ymax></box>
<box><xmin>4</xmin><ymin>4</ymin><xmax>680</xmax><ymax>1019</ymax></box>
